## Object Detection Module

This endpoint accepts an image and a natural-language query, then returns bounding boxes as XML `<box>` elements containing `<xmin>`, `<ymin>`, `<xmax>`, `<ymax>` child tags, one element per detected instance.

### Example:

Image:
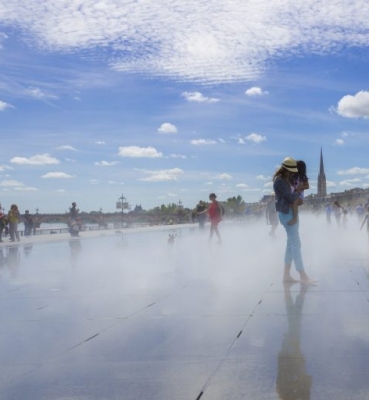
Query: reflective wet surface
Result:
<box><xmin>1</xmin><ymin>216</ymin><xmax>369</xmax><ymax>399</ymax></box>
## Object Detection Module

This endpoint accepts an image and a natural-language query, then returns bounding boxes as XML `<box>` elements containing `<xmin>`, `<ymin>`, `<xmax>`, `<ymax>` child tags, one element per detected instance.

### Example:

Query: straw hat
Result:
<box><xmin>281</xmin><ymin>157</ymin><xmax>298</xmax><ymax>173</ymax></box>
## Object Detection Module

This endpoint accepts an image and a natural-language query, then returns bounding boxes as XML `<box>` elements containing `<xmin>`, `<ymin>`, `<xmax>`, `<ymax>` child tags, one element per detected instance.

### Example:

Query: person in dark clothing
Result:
<box><xmin>24</xmin><ymin>210</ymin><xmax>33</xmax><ymax>236</ymax></box>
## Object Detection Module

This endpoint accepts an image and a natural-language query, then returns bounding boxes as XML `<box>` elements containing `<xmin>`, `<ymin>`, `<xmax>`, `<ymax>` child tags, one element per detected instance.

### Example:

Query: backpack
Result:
<box><xmin>220</xmin><ymin>204</ymin><xmax>225</xmax><ymax>216</ymax></box>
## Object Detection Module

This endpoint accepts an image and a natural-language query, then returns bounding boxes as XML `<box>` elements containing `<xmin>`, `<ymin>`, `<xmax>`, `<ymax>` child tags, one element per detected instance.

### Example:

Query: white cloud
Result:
<box><xmin>246</xmin><ymin>133</ymin><xmax>267</xmax><ymax>144</ymax></box>
<box><xmin>158</xmin><ymin>122</ymin><xmax>178</xmax><ymax>134</ymax></box>
<box><xmin>56</xmin><ymin>145</ymin><xmax>78</xmax><ymax>151</ymax></box>
<box><xmin>4</xmin><ymin>2</ymin><xmax>369</xmax><ymax>84</ymax></box>
<box><xmin>337</xmin><ymin>167</ymin><xmax>369</xmax><ymax>175</ymax></box>
<box><xmin>139</xmin><ymin>168</ymin><xmax>183</xmax><ymax>182</ymax></box>
<box><xmin>190</xmin><ymin>139</ymin><xmax>217</xmax><ymax>145</ymax></box>
<box><xmin>326</xmin><ymin>181</ymin><xmax>336</xmax><ymax>188</ymax></box>
<box><xmin>216</xmin><ymin>173</ymin><xmax>232</xmax><ymax>180</ymax></box>
<box><xmin>256</xmin><ymin>175</ymin><xmax>269</xmax><ymax>180</ymax></box>
<box><xmin>181</xmin><ymin>91</ymin><xmax>219</xmax><ymax>103</ymax></box>
<box><xmin>14</xmin><ymin>186</ymin><xmax>37</xmax><ymax>191</ymax></box>
<box><xmin>0</xmin><ymin>180</ymin><xmax>24</xmax><ymax>187</ymax></box>
<box><xmin>238</xmin><ymin>138</ymin><xmax>246</xmax><ymax>144</ymax></box>
<box><xmin>94</xmin><ymin>161</ymin><xmax>120</xmax><ymax>166</ymax></box>
<box><xmin>41</xmin><ymin>172</ymin><xmax>75</xmax><ymax>179</ymax></box>
<box><xmin>10</xmin><ymin>154</ymin><xmax>60</xmax><ymax>165</ymax></box>
<box><xmin>339</xmin><ymin>178</ymin><xmax>361</xmax><ymax>186</ymax></box>
<box><xmin>0</xmin><ymin>100</ymin><xmax>13</xmax><ymax>111</ymax></box>
<box><xmin>0</xmin><ymin>165</ymin><xmax>13</xmax><ymax>171</ymax></box>
<box><xmin>245</xmin><ymin>86</ymin><xmax>269</xmax><ymax>96</ymax></box>
<box><xmin>236</xmin><ymin>183</ymin><xmax>248</xmax><ymax>188</ymax></box>
<box><xmin>169</xmin><ymin>154</ymin><xmax>186</xmax><ymax>159</ymax></box>
<box><xmin>118</xmin><ymin>146</ymin><xmax>163</xmax><ymax>158</ymax></box>
<box><xmin>264</xmin><ymin>182</ymin><xmax>273</xmax><ymax>188</ymax></box>
<box><xmin>336</xmin><ymin>91</ymin><xmax>369</xmax><ymax>118</ymax></box>
<box><xmin>335</xmin><ymin>139</ymin><xmax>345</xmax><ymax>145</ymax></box>
<box><xmin>95</xmin><ymin>141</ymin><xmax>106</xmax><ymax>145</ymax></box>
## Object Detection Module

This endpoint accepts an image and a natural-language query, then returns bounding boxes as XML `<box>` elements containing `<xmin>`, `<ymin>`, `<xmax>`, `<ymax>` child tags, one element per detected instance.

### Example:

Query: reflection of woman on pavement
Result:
<box><xmin>276</xmin><ymin>283</ymin><xmax>312</xmax><ymax>400</ymax></box>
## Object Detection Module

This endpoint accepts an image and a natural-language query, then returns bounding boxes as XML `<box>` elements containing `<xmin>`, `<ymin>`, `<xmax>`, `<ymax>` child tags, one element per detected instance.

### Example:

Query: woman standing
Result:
<box><xmin>8</xmin><ymin>204</ymin><xmax>20</xmax><ymax>242</ymax></box>
<box><xmin>273</xmin><ymin>157</ymin><xmax>312</xmax><ymax>283</ymax></box>
<box><xmin>199</xmin><ymin>193</ymin><xmax>222</xmax><ymax>243</ymax></box>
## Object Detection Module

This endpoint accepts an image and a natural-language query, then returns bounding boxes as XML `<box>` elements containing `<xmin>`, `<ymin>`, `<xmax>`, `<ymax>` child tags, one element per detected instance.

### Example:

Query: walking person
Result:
<box><xmin>198</xmin><ymin>193</ymin><xmax>222</xmax><ymax>243</ymax></box>
<box><xmin>333</xmin><ymin>201</ymin><xmax>343</xmax><ymax>227</ymax></box>
<box><xmin>8</xmin><ymin>204</ymin><xmax>20</xmax><ymax>242</ymax></box>
<box><xmin>0</xmin><ymin>203</ymin><xmax>6</xmax><ymax>242</ymax></box>
<box><xmin>273</xmin><ymin>157</ymin><xmax>313</xmax><ymax>283</ymax></box>
<box><xmin>195</xmin><ymin>201</ymin><xmax>207</xmax><ymax>229</ymax></box>
<box><xmin>360</xmin><ymin>206</ymin><xmax>369</xmax><ymax>241</ymax></box>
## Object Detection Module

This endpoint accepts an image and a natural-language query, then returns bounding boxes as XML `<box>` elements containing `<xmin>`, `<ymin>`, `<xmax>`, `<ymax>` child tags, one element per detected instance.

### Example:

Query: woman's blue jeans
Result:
<box><xmin>278</xmin><ymin>210</ymin><xmax>304</xmax><ymax>272</ymax></box>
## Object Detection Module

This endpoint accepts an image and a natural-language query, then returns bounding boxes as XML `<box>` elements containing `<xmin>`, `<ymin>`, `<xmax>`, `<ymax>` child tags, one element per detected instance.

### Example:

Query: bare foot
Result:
<box><xmin>287</xmin><ymin>218</ymin><xmax>297</xmax><ymax>226</ymax></box>
<box><xmin>283</xmin><ymin>276</ymin><xmax>300</xmax><ymax>283</ymax></box>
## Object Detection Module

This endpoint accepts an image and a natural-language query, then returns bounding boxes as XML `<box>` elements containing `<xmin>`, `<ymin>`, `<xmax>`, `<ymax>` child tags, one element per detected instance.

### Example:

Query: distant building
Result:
<box><xmin>317</xmin><ymin>148</ymin><xmax>327</xmax><ymax>197</ymax></box>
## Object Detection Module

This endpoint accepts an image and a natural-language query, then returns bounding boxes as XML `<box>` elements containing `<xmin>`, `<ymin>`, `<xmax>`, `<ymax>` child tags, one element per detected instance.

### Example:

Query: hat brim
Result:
<box><xmin>282</xmin><ymin>165</ymin><xmax>298</xmax><ymax>173</ymax></box>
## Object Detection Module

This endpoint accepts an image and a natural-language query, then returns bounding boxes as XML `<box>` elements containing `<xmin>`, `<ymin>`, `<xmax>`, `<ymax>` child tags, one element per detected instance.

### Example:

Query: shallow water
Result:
<box><xmin>1</xmin><ymin>214</ymin><xmax>369</xmax><ymax>399</ymax></box>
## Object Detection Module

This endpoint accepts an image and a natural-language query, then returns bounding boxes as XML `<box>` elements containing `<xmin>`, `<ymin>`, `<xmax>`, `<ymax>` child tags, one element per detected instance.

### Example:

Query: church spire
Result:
<box><xmin>317</xmin><ymin>148</ymin><xmax>327</xmax><ymax>197</ymax></box>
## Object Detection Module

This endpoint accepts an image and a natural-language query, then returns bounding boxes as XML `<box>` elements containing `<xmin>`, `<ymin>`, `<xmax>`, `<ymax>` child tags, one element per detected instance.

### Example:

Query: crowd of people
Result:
<box><xmin>0</xmin><ymin>203</ymin><xmax>28</xmax><ymax>243</ymax></box>
<box><xmin>0</xmin><ymin>202</ymin><xmax>81</xmax><ymax>243</ymax></box>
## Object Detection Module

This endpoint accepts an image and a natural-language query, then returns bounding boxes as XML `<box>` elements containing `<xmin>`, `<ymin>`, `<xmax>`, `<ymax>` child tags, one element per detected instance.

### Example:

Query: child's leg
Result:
<box><xmin>288</xmin><ymin>199</ymin><xmax>299</xmax><ymax>226</ymax></box>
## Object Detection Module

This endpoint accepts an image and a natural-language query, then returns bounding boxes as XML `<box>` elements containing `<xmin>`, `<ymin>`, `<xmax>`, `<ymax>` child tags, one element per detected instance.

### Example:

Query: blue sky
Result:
<box><xmin>1</xmin><ymin>0</ymin><xmax>369</xmax><ymax>213</ymax></box>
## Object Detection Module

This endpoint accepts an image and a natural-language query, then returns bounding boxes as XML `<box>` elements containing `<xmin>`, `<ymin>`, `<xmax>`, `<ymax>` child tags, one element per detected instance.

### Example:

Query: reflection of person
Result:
<box><xmin>276</xmin><ymin>282</ymin><xmax>312</xmax><ymax>400</ymax></box>
<box><xmin>273</xmin><ymin>157</ymin><xmax>312</xmax><ymax>283</ymax></box>
<box><xmin>198</xmin><ymin>193</ymin><xmax>222</xmax><ymax>243</ymax></box>
<box><xmin>266</xmin><ymin>196</ymin><xmax>279</xmax><ymax>237</ymax></box>
<box><xmin>69</xmin><ymin>239</ymin><xmax>82</xmax><ymax>267</ymax></box>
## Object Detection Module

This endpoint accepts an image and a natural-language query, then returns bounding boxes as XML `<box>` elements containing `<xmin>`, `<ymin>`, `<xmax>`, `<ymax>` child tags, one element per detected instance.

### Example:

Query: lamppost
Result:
<box><xmin>117</xmin><ymin>194</ymin><xmax>126</xmax><ymax>229</ymax></box>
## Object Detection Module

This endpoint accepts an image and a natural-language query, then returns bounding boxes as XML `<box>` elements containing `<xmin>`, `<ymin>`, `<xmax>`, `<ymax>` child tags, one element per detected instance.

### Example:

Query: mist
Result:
<box><xmin>0</xmin><ymin>211</ymin><xmax>369</xmax><ymax>399</ymax></box>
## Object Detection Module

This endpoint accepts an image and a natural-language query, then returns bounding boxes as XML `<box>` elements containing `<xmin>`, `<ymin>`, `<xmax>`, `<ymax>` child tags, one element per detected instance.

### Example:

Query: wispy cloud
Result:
<box><xmin>25</xmin><ymin>86</ymin><xmax>58</xmax><ymax>100</ymax></box>
<box><xmin>41</xmin><ymin>172</ymin><xmax>75</xmax><ymax>179</ymax></box>
<box><xmin>190</xmin><ymin>139</ymin><xmax>217</xmax><ymax>145</ymax></box>
<box><xmin>337</xmin><ymin>167</ymin><xmax>369</xmax><ymax>175</ymax></box>
<box><xmin>182</xmin><ymin>91</ymin><xmax>219</xmax><ymax>103</ymax></box>
<box><xmin>94</xmin><ymin>161</ymin><xmax>120</xmax><ymax>166</ymax></box>
<box><xmin>216</xmin><ymin>173</ymin><xmax>232</xmax><ymax>180</ymax></box>
<box><xmin>56</xmin><ymin>145</ymin><xmax>78</xmax><ymax>151</ymax></box>
<box><xmin>10</xmin><ymin>154</ymin><xmax>60</xmax><ymax>165</ymax></box>
<box><xmin>118</xmin><ymin>146</ymin><xmax>163</xmax><ymax>158</ymax></box>
<box><xmin>95</xmin><ymin>141</ymin><xmax>106</xmax><ymax>145</ymax></box>
<box><xmin>139</xmin><ymin>168</ymin><xmax>183</xmax><ymax>182</ymax></box>
<box><xmin>0</xmin><ymin>100</ymin><xmax>14</xmax><ymax>111</ymax></box>
<box><xmin>3</xmin><ymin>1</ymin><xmax>369</xmax><ymax>83</ymax></box>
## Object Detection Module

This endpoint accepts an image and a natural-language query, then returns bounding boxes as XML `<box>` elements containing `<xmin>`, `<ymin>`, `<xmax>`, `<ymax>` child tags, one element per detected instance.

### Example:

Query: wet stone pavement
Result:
<box><xmin>0</xmin><ymin>215</ymin><xmax>369</xmax><ymax>400</ymax></box>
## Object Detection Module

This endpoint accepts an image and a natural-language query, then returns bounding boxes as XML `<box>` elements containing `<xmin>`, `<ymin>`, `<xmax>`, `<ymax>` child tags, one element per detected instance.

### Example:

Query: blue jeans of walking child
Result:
<box><xmin>278</xmin><ymin>210</ymin><xmax>304</xmax><ymax>272</ymax></box>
